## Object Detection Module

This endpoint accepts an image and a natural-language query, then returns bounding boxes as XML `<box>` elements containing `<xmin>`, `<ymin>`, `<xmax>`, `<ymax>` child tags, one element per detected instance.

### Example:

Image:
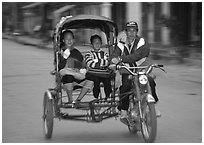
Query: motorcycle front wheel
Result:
<box><xmin>140</xmin><ymin>102</ymin><xmax>157</xmax><ymax>143</ymax></box>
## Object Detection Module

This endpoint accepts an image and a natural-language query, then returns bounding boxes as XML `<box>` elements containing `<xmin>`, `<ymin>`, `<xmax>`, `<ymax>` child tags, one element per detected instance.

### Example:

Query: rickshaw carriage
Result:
<box><xmin>43</xmin><ymin>14</ymin><xmax>120</xmax><ymax>138</ymax></box>
<box><xmin>43</xmin><ymin>14</ymin><xmax>164</xmax><ymax>142</ymax></box>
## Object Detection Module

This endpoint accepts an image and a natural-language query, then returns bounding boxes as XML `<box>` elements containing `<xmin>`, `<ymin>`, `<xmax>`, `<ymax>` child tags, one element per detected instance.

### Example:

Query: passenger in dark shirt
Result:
<box><xmin>59</xmin><ymin>30</ymin><xmax>93</xmax><ymax>103</ymax></box>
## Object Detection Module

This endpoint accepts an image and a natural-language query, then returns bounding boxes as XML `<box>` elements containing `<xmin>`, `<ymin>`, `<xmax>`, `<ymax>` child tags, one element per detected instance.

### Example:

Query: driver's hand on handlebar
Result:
<box><xmin>111</xmin><ymin>57</ymin><xmax>121</xmax><ymax>64</ymax></box>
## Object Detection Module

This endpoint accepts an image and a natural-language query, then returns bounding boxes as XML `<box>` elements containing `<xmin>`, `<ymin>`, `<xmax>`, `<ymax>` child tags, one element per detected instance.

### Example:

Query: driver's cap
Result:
<box><xmin>125</xmin><ymin>21</ymin><xmax>138</xmax><ymax>31</ymax></box>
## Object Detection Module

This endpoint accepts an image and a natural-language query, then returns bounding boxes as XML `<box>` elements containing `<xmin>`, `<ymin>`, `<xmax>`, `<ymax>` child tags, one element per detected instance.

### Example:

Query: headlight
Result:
<box><xmin>139</xmin><ymin>75</ymin><xmax>148</xmax><ymax>85</ymax></box>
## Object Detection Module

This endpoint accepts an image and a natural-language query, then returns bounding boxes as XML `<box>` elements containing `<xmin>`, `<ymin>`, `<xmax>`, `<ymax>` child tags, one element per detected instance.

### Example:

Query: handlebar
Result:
<box><xmin>115</xmin><ymin>64</ymin><xmax>166</xmax><ymax>76</ymax></box>
<box><xmin>157</xmin><ymin>64</ymin><xmax>164</xmax><ymax>67</ymax></box>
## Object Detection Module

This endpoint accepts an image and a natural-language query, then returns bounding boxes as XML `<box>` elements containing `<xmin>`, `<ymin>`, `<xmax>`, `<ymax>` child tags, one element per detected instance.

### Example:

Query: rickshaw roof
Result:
<box><xmin>55</xmin><ymin>14</ymin><xmax>118</xmax><ymax>35</ymax></box>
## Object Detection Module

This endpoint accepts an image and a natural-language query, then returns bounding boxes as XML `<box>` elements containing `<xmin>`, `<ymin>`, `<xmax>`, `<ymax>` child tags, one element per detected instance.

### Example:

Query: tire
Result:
<box><xmin>43</xmin><ymin>93</ymin><xmax>54</xmax><ymax>139</ymax></box>
<box><xmin>140</xmin><ymin>102</ymin><xmax>157</xmax><ymax>143</ymax></box>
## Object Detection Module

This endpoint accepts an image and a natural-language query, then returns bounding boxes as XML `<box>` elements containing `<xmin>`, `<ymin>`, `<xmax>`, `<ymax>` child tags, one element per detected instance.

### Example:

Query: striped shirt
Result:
<box><xmin>85</xmin><ymin>49</ymin><xmax>109</xmax><ymax>69</ymax></box>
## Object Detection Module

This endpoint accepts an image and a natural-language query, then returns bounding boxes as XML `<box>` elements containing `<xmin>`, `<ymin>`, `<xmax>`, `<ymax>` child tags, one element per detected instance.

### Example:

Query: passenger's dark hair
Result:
<box><xmin>62</xmin><ymin>30</ymin><xmax>74</xmax><ymax>39</ymax></box>
<box><xmin>90</xmin><ymin>35</ymin><xmax>102</xmax><ymax>44</ymax></box>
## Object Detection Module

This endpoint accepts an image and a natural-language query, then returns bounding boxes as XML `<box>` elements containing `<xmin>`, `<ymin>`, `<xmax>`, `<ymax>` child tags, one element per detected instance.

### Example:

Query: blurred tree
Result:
<box><xmin>159</xmin><ymin>15</ymin><xmax>184</xmax><ymax>46</ymax></box>
<box><xmin>158</xmin><ymin>15</ymin><xmax>190</xmax><ymax>59</ymax></box>
<box><xmin>2</xmin><ymin>3</ymin><xmax>12</xmax><ymax>31</ymax></box>
<box><xmin>2</xmin><ymin>2</ymin><xmax>31</xmax><ymax>32</ymax></box>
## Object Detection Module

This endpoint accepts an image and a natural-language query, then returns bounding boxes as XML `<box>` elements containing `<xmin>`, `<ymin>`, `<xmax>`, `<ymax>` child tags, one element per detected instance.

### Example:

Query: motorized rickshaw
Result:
<box><xmin>43</xmin><ymin>14</ymin><xmax>165</xmax><ymax>143</ymax></box>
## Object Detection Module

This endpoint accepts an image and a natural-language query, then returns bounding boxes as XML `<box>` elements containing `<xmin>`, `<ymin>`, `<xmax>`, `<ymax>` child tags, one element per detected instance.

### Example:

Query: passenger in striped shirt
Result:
<box><xmin>85</xmin><ymin>35</ymin><xmax>112</xmax><ymax>99</ymax></box>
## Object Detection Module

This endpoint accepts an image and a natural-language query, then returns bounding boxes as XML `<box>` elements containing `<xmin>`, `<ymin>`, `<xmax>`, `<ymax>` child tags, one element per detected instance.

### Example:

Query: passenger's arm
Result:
<box><xmin>58</xmin><ymin>55</ymin><xmax>66</xmax><ymax>70</ymax></box>
<box><xmin>85</xmin><ymin>52</ymin><xmax>98</xmax><ymax>68</ymax></box>
<box><xmin>110</xmin><ymin>45</ymin><xmax>122</xmax><ymax>59</ymax></box>
<box><xmin>102</xmin><ymin>52</ymin><xmax>109</xmax><ymax>67</ymax></box>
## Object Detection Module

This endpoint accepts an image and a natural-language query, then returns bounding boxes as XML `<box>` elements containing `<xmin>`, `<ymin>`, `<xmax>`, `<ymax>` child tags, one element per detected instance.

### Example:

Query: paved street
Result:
<box><xmin>2</xmin><ymin>39</ymin><xmax>202</xmax><ymax>143</ymax></box>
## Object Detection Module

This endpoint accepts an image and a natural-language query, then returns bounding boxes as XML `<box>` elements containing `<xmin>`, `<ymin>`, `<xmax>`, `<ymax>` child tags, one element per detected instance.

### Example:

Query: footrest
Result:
<box><xmin>60</xmin><ymin>102</ymin><xmax>74</xmax><ymax>108</ymax></box>
<box><xmin>75</xmin><ymin>102</ymin><xmax>90</xmax><ymax>110</ymax></box>
<box><xmin>59</xmin><ymin>99</ymin><xmax>119</xmax><ymax>110</ymax></box>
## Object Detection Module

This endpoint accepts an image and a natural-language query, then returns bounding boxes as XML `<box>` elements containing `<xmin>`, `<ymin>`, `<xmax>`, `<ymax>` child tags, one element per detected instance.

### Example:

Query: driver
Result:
<box><xmin>110</xmin><ymin>21</ymin><xmax>161</xmax><ymax>122</ymax></box>
<box><xmin>59</xmin><ymin>30</ymin><xmax>93</xmax><ymax>104</ymax></box>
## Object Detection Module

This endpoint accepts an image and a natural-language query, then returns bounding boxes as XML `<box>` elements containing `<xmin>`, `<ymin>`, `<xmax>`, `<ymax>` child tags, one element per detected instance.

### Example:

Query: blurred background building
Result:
<box><xmin>2</xmin><ymin>2</ymin><xmax>202</xmax><ymax>48</ymax></box>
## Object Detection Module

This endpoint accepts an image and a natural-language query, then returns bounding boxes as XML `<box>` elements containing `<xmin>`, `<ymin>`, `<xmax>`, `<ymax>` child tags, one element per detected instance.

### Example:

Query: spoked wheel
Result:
<box><xmin>141</xmin><ymin>102</ymin><xmax>157</xmax><ymax>143</ymax></box>
<box><xmin>43</xmin><ymin>92</ymin><xmax>54</xmax><ymax>139</ymax></box>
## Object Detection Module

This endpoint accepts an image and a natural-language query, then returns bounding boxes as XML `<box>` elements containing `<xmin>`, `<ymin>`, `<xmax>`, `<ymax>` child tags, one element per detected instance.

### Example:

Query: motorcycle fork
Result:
<box><xmin>133</xmin><ymin>76</ymin><xmax>152</xmax><ymax>120</ymax></box>
<box><xmin>132</xmin><ymin>77</ymin><xmax>143</xmax><ymax>119</ymax></box>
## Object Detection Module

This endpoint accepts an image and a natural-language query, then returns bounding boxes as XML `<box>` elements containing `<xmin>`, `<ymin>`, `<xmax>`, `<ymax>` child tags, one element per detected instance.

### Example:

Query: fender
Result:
<box><xmin>141</xmin><ymin>93</ymin><xmax>155</xmax><ymax>104</ymax></box>
<box><xmin>146</xmin><ymin>94</ymin><xmax>155</xmax><ymax>103</ymax></box>
<box><xmin>45</xmin><ymin>90</ymin><xmax>53</xmax><ymax>100</ymax></box>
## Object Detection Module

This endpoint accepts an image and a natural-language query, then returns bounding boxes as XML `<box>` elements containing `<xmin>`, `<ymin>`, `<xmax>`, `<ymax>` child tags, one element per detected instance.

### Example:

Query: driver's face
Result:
<box><xmin>126</xmin><ymin>27</ymin><xmax>137</xmax><ymax>43</ymax></box>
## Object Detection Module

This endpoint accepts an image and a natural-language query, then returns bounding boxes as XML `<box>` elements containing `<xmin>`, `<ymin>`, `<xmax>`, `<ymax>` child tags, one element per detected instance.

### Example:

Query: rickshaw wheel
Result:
<box><xmin>43</xmin><ymin>92</ymin><xmax>54</xmax><ymax>139</ymax></box>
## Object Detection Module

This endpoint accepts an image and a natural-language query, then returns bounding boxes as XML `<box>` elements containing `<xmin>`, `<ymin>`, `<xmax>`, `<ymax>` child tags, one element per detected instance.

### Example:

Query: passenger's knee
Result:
<box><xmin>84</xmin><ymin>80</ymin><xmax>94</xmax><ymax>89</ymax></box>
<box><xmin>63</xmin><ymin>83</ymin><xmax>74</xmax><ymax>91</ymax></box>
